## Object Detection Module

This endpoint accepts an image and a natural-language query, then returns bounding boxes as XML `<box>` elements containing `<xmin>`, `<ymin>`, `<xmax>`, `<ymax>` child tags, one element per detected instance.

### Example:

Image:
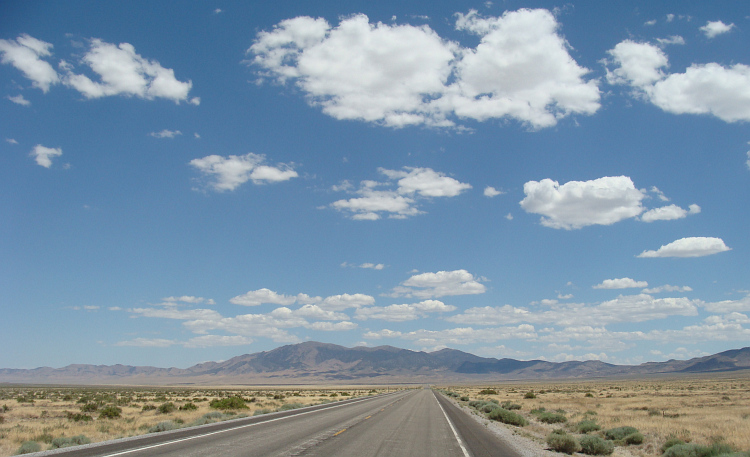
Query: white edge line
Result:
<box><xmin>100</xmin><ymin>394</ymin><xmax>392</xmax><ymax>457</ymax></box>
<box><xmin>433</xmin><ymin>390</ymin><xmax>471</xmax><ymax>457</ymax></box>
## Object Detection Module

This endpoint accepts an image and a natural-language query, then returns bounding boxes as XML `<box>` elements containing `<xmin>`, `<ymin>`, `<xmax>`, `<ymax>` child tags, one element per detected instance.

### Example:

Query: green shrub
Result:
<box><xmin>481</xmin><ymin>403</ymin><xmax>501</xmax><ymax>413</ymax></box>
<box><xmin>158</xmin><ymin>402</ymin><xmax>176</xmax><ymax>414</ymax></box>
<box><xmin>585</xmin><ymin>392</ymin><xmax>595</xmax><ymax>397</ymax></box>
<box><xmin>488</xmin><ymin>408</ymin><xmax>528</xmax><ymax>426</ymax></box>
<box><xmin>662</xmin><ymin>439</ymin><xmax>686</xmax><ymax>453</ymax></box>
<box><xmin>501</xmin><ymin>401</ymin><xmax>521</xmax><ymax>410</ymax></box>
<box><xmin>479</xmin><ymin>389</ymin><xmax>498</xmax><ymax>395</ymax></box>
<box><xmin>460</xmin><ymin>396</ymin><xmax>470</xmax><ymax>401</ymax></box>
<box><xmin>33</xmin><ymin>433</ymin><xmax>53</xmax><ymax>444</ymax></box>
<box><xmin>279</xmin><ymin>402</ymin><xmax>305</xmax><ymax>411</ymax></box>
<box><xmin>524</xmin><ymin>391</ymin><xmax>537</xmax><ymax>399</ymax></box>
<box><xmin>577</xmin><ymin>419</ymin><xmax>601</xmax><ymax>433</ymax></box>
<box><xmin>538</xmin><ymin>412</ymin><xmax>567</xmax><ymax>424</ymax></box>
<box><xmin>80</xmin><ymin>402</ymin><xmax>98</xmax><ymax>412</ymax></box>
<box><xmin>0</xmin><ymin>415</ymin><xmax>4</xmax><ymax>424</ymax></box>
<box><xmin>14</xmin><ymin>441</ymin><xmax>41</xmax><ymax>455</ymax></box>
<box><xmin>50</xmin><ymin>435</ymin><xmax>91</xmax><ymax>449</ymax></box>
<box><xmin>579</xmin><ymin>435</ymin><xmax>615</xmax><ymax>455</ymax></box>
<box><xmin>605</xmin><ymin>426</ymin><xmax>639</xmax><ymax>441</ymax></box>
<box><xmin>625</xmin><ymin>432</ymin><xmax>645</xmax><ymax>445</ymax></box>
<box><xmin>142</xmin><ymin>404</ymin><xmax>157</xmax><ymax>411</ymax></box>
<box><xmin>210</xmin><ymin>396</ymin><xmax>248</xmax><ymax>410</ymax></box>
<box><xmin>662</xmin><ymin>443</ymin><xmax>734</xmax><ymax>457</ymax></box>
<box><xmin>547</xmin><ymin>430</ymin><xmax>581</xmax><ymax>454</ymax></box>
<box><xmin>148</xmin><ymin>421</ymin><xmax>179</xmax><ymax>433</ymax></box>
<box><xmin>253</xmin><ymin>408</ymin><xmax>272</xmax><ymax>416</ymax></box>
<box><xmin>179</xmin><ymin>402</ymin><xmax>198</xmax><ymax>411</ymax></box>
<box><xmin>66</xmin><ymin>412</ymin><xmax>92</xmax><ymax>422</ymax></box>
<box><xmin>98</xmin><ymin>405</ymin><xmax>122</xmax><ymax>419</ymax></box>
<box><xmin>191</xmin><ymin>411</ymin><xmax>233</xmax><ymax>426</ymax></box>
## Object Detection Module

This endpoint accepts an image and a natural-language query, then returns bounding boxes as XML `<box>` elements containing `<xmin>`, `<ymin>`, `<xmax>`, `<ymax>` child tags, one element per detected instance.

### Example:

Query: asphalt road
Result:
<box><xmin>34</xmin><ymin>389</ymin><xmax>522</xmax><ymax>457</ymax></box>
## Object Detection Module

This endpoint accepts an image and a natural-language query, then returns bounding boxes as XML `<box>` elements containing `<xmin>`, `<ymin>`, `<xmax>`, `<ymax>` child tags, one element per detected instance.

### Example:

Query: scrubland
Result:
<box><xmin>0</xmin><ymin>385</ymin><xmax>387</xmax><ymax>456</ymax></box>
<box><xmin>441</xmin><ymin>374</ymin><xmax>750</xmax><ymax>457</ymax></box>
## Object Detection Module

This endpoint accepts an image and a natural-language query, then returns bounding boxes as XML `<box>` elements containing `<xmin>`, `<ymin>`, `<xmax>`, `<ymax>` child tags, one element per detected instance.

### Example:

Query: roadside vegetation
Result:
<box><xmin>440</xmin><ymin>375</ymin><xmax>750</xmax><ymax>457</ymax></box>
<box><xmin>0</xmin><ymin>386</ymin><xmax>392</xmax><ymax>456</ymax></box>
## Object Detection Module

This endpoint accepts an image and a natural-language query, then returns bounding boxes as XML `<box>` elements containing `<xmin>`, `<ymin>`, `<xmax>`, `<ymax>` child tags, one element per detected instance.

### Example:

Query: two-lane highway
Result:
<box><xmin>35</xmin><ymin>389</ymin><xmax>521</xmax><ymax>457</ymax></box>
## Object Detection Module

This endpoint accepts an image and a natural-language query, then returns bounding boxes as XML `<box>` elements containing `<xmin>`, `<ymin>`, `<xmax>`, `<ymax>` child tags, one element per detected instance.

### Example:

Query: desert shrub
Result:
<box><xmin>14</xmin><ymin>441</ymin><xmax>41</xmax><ymax>455</ymax></box>
<box><xmin>501</xmin><ymin>401</ymin><xmax>521</xmax><ymax>410</ymax></box>
<box><xmin>253</xmin><ymin>408</ymin><xmax>272</xmax><ymax>416</ymax></box>
<box><xmin>579</xmin><ymin>435</ymin><xmax>615</xmax><ymax>455</ymax></box>
<box><xmin>469</xmin><ymin>400</ymin><xmax>486</xmax><ymax>408</ymax></box>
<box><xmin>663</xmin><ymin>443</ymin><xmax>734</xmax><ymax>457</ymax></box>
<box><xmin>625</xmin><ymin>432</ymin><xmax>645</xmax><ymax>445</ymax></box>
<box><xmin>98</xmin><ymin>405</ymin><xmax>122</xmax><ymax>419</ymax></box>
<box><xmin>531</xmin><ymin>407</ymin><xmax>547</xmax><ymax>414</ymax></box>
<box><xmin>547</xmin><ymin>430</ymin><xmax>581</xmax><ymax>454</ymax></box>
<box><xmin>481</xmin><ymin>403</ymin><xmax>501</xmax><ymax>413</ymax></box>
<box><xmin>148</xmin><ymin>421</ymin><xmax>179</xmax><ymax>433</ymax></box>
<box><xmin>585</xmin><ymin>392</ymin><xmax>595</xmax><ymax>397</ymax></box>
<box><xmin>538</xmin><ymin>412</ymin><xmax>567</xmax><ymax>424</ymax></box>
<box><xmin>273</xmin><ymin>394</ymin><xmax>285</xmax><ymax>400</ymax></box>
<box><xmin>488</xmin><ymin>408</ymin><xmax>528</xmax><ymax>426</ymax></box>
<box><xmin>210</xmin><ymin>396</ymin><xmax>248</xmax><ymax>410</ymax></box>
<box><xmin>605</xmin><ymin>426</ymin><xmax>639</xmax><ymax>441</ymax></box>
<box><xmin>662</xmin><ymin>439</ymin><xmax>687</xmax><ymax>453</ymax></box>
<box><xmin>179</xmin><ymin>402</ymin><xmax>198</xmax><ymax>411</ymax></box>
<box><xmin>50</xmin><ymin>435</ymin><xmax>91</xmax><ymax>449</ymax></box>
<box><xmin>479</xmin><ymin>389</ymin><xmax>498</xmax><ymax>395</ymax></box>
<box><xmin>524</xmin><ymin>391</ymin><xmax>537</xmax><ymax>399</ymax></box>
<box><xmin>279</xmin><ymin>402</ymin><xmax>304</xmax><ymax>411</ymax></box>
<box><xmin>577</xmin><ymin>419</ymin><xmax>601</xmax><ymax>433</ymax></box>
<box><xmin>33</xmin><ymin>433</ymin><xmax>53</xmax><ymax>444</ymax></box>
<box><xmin>66</xmin><ymin>412</ymin><xmax>92</xmax><ymax>422</ymax></box>
<box><xmin>142</xmin><ymin>404</ymin><xmax>157</xmax><ymax>411</ymax></box>
<box><xmin>460</xmin><ymin>396</ymin><xmax>470</xmax><ymax>401</ymax></box>
<box><xmin>80</xmin><ymin>402</ymin><xmax>98</xmax><ymax>412</ymax></box>
<box><xmin>191</xmin><ymin>411</ymin><xmax>233</xmax><ymax>425</ymax></box>
<box><xmin>158</xmin><ymin>402</ymin><xmax>176</xmax><ymax>414</ymax></box>
<box><xmin>0</xmin><ymin>415</ymin><xmax>4</xmax><ymax>424</ymax></box>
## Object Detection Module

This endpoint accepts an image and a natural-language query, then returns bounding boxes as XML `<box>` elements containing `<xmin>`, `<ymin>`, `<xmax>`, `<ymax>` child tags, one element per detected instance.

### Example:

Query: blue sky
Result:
<box><xmin>2</xmin><ymin>0</ymin><xmax>749</xmax><ymax>369</ymax></box>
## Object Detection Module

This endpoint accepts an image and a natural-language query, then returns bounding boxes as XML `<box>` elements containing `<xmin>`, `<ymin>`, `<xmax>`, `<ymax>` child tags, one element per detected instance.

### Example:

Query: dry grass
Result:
<box><xmin>0</xmin><ymin>386</ymin><xmax>386</xmax><ymax>456</ymax></box>
<box><xmin>441</xmin><ymin>373</ymin><xmax>750</xmax><ymax>456</ymax></box>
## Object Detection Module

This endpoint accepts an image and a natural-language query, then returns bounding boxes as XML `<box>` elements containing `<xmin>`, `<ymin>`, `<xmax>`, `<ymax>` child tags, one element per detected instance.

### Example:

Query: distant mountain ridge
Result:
<box><xmin>2</xmin><ymin>342</ymin><xmax>749</xmax><ymax>385</ymax></box>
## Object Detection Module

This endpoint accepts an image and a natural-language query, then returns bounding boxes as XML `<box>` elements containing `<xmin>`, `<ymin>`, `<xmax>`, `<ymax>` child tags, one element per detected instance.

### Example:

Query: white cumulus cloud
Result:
<box><xmin>354</xmin><ymin>300</ymin><xmax>456</xmax><ymax>321</ymax></box>
<box><xmin>638</xmin><ymin>237</ymin><xmax>731</xmax><ymax>258</ymax></box>
<box><xmin>391</xmin><ymin>269</ymin><xmax>486</xmax><ymax>299</ymax></box>
<box><xmin>30</xmin><ymin>144</ymin><xmax>62</xmax><ymax>168</ymax></box>
<box><xmin>520</xmin><ymin>176</ymin><xmax>645</xmax><ymax>229</ymax></box>
<box><xmin>190</xmin><ymin>153</ymin><xmax>298</xmax><ymax>191</ymax></box>
<box><xmin>0</xmin><ymin>34</ymin><xmax>59</xmax><ymax>92</ymax></box>
<box><xmin>249</xmin><ymin>9</ymin><xmax>599</xmax><ymax>129</ymax></box>
<box><xmin>700</xmin><ymin>20</ymin><xmax>735</xmax><ymax>38</ymax></box>
<box><xmin>150</xmin><ymin>129</ymin><xmax>182</xmax><ymax>139</ymax></box>
<box><xmin>230</xmin><ymin>288</ymin><xmax>297</xmax><ymax>307</ymax></box>
<box><xmin>641</xmin><ymin>203</ymin><xmax>700</xmax><ymax>222</ymax></box>
<box><xmin>606</xmin><ymin>40</ymin><xmax>750</xmax><ymax>123</ymax></box>
<box><xmin>64</xmin><ymin>39</ymin><xmax>194</xmax><ymax>103</ymax></box>
<box><xmin>331</xmin><ymin>167</ymin><xmax>470</xmax><ymax>220</ymax></box>
<box><xmin>484</xmin><ymin>186</ymin><xmax>503</xmax><ymax>197</ymax></box>
<box><xmin>593</xmin><ymin>278</ymin><xmax>648</xmax><ymax>289</ymax></box>
<box><xmin>7</xmin><ymin>94</ymin><xmax>31</xmax><ymax>106</ymax></box>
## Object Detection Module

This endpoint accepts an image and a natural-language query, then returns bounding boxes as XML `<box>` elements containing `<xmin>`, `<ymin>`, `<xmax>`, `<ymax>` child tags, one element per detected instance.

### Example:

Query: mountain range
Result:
<box><xmin>2</xmin><ymin>342</ymin><xmax>749</xmax><ymax>385</ymax></box>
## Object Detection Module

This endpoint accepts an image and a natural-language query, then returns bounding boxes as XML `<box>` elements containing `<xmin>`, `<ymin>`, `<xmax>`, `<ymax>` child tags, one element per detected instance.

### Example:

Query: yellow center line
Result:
<box><xmin>333</xmin><ymin>428</ymin><xmax>347</xmax><ymax>437</ymax></box>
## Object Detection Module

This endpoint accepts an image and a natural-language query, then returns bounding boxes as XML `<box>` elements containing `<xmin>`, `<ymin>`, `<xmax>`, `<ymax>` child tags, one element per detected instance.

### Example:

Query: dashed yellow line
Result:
<box><xmin>333</xmin><ymin>428</ymin><xmax>347</xmax><ymax>437</ymax></box>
